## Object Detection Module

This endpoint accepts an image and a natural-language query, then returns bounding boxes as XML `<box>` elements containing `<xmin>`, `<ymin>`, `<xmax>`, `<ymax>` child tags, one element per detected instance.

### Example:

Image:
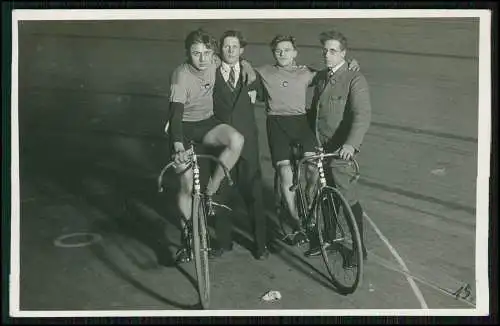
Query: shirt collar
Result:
<box><xmin>221</xmin><ymin>61</ymin><xmax>240</xmax><ymax>73</ymax></box>
<box><xmin>329</xmin><ymin>60</ymin><xmax>346</xmax><ymax>75</ymax></box>
<box><xmin>273</xmin><ymin>62</ymin><xmax>299</xmax><ymax>71</ymax></box>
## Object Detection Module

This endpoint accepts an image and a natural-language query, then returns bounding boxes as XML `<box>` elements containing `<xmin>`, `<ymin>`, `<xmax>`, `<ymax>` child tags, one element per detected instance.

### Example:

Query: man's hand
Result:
<box><xmin>338</xmin><ymin>144</ymin><xmax>356</xmax><ymax>160</ymax></box>
<box><xmin>213</xmin><ymin>54</ymin><xmax>222</xmax><ymax>68</ymax></box>
<box><xmin>173</xmin><ymin>142</ymin><xmax>188</xmax><ymax>165</ymax></box>
<box><xmin>347</xmin><ymin>58</ymin><xmax>361</xmax><ymax>72</ymax></box>
<box><xmin>248</xmin><ymin>90</ymin><xmax>257</xmax><ymax>104</ymax></box>
<box><xmin>240</xmin><ymin>59</ymin><xmax>257</xmax><ymax>85</ymax></box>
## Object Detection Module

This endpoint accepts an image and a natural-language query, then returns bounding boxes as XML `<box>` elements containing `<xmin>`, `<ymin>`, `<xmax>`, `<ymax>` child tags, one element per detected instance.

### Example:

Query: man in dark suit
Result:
<box><xmin>306</xmin><ymin>30</ymin><xmax>371</xmax><ymax>264</ymax></box>
<box><xmin>209</xmin><ymin>30</ymin><xmax>270</xmax><ymax>260</ymax></box>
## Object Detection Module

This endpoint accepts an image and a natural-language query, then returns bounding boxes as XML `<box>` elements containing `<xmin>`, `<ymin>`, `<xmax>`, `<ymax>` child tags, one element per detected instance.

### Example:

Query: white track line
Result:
<box><xmin>364</xmin><ymin>213</ymin><xmax>429</xmax><ymax>309</ymax></box>
<box><xmin>368</xmin><ymin>251</ymin><xmax>476</xmax><ymax>307</ymax></box>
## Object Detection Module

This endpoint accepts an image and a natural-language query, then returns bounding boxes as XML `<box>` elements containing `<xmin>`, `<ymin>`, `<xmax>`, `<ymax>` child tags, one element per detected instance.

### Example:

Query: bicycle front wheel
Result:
<box><xmin>192</xmin><ymin>195</ymin><xmax>211</xmax><ymax>309</ymax></box>
<box><xmin>316</xmin><ymin>186</ymin><xmax>363</xmax><ymax>294</ymax></box>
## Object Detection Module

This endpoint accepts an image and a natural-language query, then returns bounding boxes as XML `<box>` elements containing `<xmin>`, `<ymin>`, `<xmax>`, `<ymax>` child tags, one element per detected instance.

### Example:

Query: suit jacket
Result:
<box><xmin>309</xmin><ymin>63</ymin><xmax>372</xmax><ymax>152</ymax></box>
<box><xmin>213</xmin><ymin>65</ymin><xmax>260</xmax><ymax>171</ymax></box>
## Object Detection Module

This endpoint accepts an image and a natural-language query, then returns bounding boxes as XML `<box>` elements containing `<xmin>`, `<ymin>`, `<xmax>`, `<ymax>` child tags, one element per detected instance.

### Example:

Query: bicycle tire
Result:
<box><xmin>316</xmin><ymin>186</ymin><xmax>363</xmax><ymax>294</ymax></box>
<box><xmin>192</xmin><ymin>195</ymin><xmax>211</xmax><ymax>309</ymax></box>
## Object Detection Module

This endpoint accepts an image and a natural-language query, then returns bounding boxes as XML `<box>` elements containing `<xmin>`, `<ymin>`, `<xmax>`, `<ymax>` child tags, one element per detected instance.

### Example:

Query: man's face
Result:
<box><xmin>221</xmin><ymin>36</ymin><xmax>244</xmax><ymax>65</ymax></box>
<box><xmin>189</xmin><ymin>42</ymin><xmax>214</xmax><ymax>71</ymax></box>
<box><xmin>322</xmin><ymin>39</ymin><xmax>346</xmax><ymax>68</ymax></box>
<box><xmin>273</xmin><ymin>41</ymin><xmax>297</xmax><ymax>67</ymax></box>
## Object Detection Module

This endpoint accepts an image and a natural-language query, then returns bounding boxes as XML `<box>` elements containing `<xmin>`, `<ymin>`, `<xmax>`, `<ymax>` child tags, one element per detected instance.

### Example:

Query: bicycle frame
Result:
<box><xmin>157</xmin><ymin>143</ymin><xmax>234</xmax><ymax>194</ymax></box>
<box><xmin>290</xmin><ymin>146</ymin><xmax>360</xmax><ymax>231</ymax></box>
<box><xmin>157</xmin><ymin>142</ymin><xmax>235</xmax><ymax>239</ymax></box>
<box><xmin>157</xmin><ymin>141</ymin><xmax>234</xmax><ymax>309</ymax></box>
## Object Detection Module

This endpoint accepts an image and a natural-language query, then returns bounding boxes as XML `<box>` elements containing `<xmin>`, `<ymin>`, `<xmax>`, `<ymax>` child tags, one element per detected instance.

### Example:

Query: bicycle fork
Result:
<box><xmin>191</xmin><ymin>148</ymin><xmax>212</xmax><ymax>254</ymax></box>
<box><xmin>184</xmin><ymin>149</ymin><xmax>201</xmax><ymax>258</ymax></box>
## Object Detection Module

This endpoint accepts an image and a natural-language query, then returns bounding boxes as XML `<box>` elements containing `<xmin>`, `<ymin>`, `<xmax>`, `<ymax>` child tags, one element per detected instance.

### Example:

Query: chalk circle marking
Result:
<box><xmin>54</xmin><ymin>232</ymin><xmax>103</xmax><ymax>248</ymax></box>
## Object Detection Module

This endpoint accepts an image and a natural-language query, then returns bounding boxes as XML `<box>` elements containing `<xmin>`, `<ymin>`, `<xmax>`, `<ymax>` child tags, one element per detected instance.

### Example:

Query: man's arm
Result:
<box><xmin>306</xmin><ymin>66</ymin><xmax>320</xmax><ymax>87</ymax></box>
<box><xmin>248</xmin><ymin>71</ymin><xmax>266</xmax><ymax>103</ymax></box>
<box><xmin>168</xmin><ymin>101</ymin><xmax>190</xmax><ymax>165</ymax></box>
<box><xmin>167</xmin><ymin>69</ymin><xmax>188</xmax><ymax>155</ymax></box>
<box><xmin>346</xmin><ymin>56</ymin><xmax>361</xmax><ymax>72</ymax></box>
<box><xmin>240</xmin><ymin>57</ymin><xmax>257</xmax><ymax>85</ymax></box>
<box><xmin>213</xmin><ymin>54</ymin><xmax>222</xmax><ymax>68</ymax></box>
<box><xmin>345</xmin><ymin>74</ymin><xmax>371</xmax><ymax>151</ymax></box>
<box><xmin>169</xmin><ymin>102</ymin><xmax>185</xmax><ymax>147</ymax></box>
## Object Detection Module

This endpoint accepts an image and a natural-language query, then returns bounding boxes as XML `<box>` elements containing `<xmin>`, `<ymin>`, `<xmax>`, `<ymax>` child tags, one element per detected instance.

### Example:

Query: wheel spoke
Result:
<box><xmin>192</xmin><ymin>197</ymin><xmax>211</xmax><ymax>309</ymax></box>
<box><xmin>316</xmin><ymin>187</ymin><xmax>363</xmax><ymax>295</ymax></box>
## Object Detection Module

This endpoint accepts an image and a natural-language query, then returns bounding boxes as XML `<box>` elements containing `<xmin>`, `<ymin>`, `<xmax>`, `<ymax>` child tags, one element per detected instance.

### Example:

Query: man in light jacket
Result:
<box><xmin>306</xmin><ymin>29</ymin><xmax>371</xmax><ymax>265</ymax></box>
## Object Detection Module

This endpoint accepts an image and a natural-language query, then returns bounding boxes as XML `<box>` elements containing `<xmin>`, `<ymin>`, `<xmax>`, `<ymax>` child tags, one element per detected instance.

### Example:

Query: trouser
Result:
<box><xmin>213</xmin><ymin>157</ymin><xmax>267</xmax><ymax>252</ymax></box>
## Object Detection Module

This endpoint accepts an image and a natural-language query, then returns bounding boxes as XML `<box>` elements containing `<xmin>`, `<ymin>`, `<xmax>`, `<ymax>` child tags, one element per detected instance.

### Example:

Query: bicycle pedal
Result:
<box><xmin>204</xmin><ymin>196</ymin><xmax>216</xmax><ymax>216</ymax></box>
<box><xmin>212</xmin><ymin>202</ymin><xmax>233</xmax><ymax>212</ymax></box>
<box><xmin>297</xmin><ymin>239</ymin><xmax>310</xmax><ymax>246</ymax></box>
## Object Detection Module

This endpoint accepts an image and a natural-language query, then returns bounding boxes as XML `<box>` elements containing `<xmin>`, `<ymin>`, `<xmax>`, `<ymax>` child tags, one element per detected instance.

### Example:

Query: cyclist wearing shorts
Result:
<box><xmin>166</xmin><ymin>28</ymin><xmax>256</xmax><ymax>264</ymax></box>
<box><xmin>254</xmin><ymin>35</ymin><xmax>359</xmax><ymax>246</ymax></box>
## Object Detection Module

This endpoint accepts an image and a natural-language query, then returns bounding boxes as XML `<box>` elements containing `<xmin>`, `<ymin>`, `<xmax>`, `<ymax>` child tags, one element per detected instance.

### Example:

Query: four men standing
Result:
<box><xmin>166</xmin><ymin>27</ymin><xmax>371</xmax><ymax>264</ymax></box>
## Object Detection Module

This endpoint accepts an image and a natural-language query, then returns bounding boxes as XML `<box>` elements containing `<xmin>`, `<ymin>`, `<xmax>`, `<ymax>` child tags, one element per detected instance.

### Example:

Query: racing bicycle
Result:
<box><xmin>157</xmin><ymin>141</ymin><xmax>234</xmax><ymax>309</ymax></box>
<box><xmin>275</xmin><ymin>143</ymin><xmax>364</xmax><ymax>294</ymax></box>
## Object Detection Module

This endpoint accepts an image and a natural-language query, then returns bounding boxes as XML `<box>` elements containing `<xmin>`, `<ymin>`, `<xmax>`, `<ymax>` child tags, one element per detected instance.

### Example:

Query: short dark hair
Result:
<box><xmin>319</xmin><ymin>30</ymin><xmax>348</xmax><ymax>51</ymax></box>
<box><xmin>270</xmin><ymin>35</ymin><xmax>297</xmax><ymax>51</ymax></box>
<box><xmin>184</xmin><ymin>28</ymin><xmax>218</xmax><ymax>52</ymax></box>
<box><xmin>220</xmin><ymin>30</ymin><xmax>247</xmax><ymax>49</ymax></box>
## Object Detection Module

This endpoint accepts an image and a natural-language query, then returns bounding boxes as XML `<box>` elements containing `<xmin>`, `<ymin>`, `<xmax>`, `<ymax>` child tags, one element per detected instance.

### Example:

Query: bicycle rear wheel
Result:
<box><xmin>192</xmin><ymin>195</ymin><xmax>211</xmax><ymax>309</ymax></box>
<box><xmin>316</xmin><ymin>186</ymin><xmax>363</xmax><ymax>294</ymax></box>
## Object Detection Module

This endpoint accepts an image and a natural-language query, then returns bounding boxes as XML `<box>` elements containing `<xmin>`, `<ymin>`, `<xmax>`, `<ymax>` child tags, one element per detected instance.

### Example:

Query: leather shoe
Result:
<box><xmin>304</xmin><ymin>242</ymin><xmax>330</xmax><ymax>257</ymax></box>
<box><xmin>254</xmin><ymin>246</ymin><xmax>270</xmax><ymax>260</ymax></box>
<box><xmin>208</xmin><ymin>244</ymin><xmax>233</xmax><ymax>259</ymax></box>
<box><xmin>282</xmin><ymin>230</ymin><xmax>309</xmax><ymax>246</ymax></box>
<box><xmin>343</xmin><ymin>249</ymin><xmax>368</xmax><ymax>268</ymax></box>
<box><xmin>175</xmin><ymin>247</ymin><xmax>192</xmax><ymax>264</ymax></box>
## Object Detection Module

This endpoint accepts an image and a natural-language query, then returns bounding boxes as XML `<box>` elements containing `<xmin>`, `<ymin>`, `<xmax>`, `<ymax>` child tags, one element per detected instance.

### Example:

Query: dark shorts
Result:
<box><xmin>181</xmin><ymin>115</ymin><xmax>224</xmax><ymax>148</ymax></box>
<box><xmin>266</xmin><ymin>114</ymin><xmax>317</xmax><ymax>166</ymax></box>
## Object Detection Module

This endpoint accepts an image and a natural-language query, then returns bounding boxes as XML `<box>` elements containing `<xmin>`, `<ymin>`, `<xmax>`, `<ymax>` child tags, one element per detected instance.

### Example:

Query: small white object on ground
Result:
<box><xmin>431</xmin><ymin>168</ymin><xmax>446</xmax><ymax>176</ymax></box>
<box><xmin>261</xmin><ymin>290</ymin><xmax>282</xmax><ymax>302</ymax></box>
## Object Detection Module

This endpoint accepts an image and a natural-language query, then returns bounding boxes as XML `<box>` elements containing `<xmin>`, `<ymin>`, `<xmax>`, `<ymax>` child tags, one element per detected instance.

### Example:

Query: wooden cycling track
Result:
<box><xmin>11</xmin><ymin>18</ymin><xmax>485</xmax><ymax>315</ymax></box>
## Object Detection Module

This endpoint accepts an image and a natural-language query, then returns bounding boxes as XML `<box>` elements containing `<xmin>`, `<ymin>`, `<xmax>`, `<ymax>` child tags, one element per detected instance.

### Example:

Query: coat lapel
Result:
<box><xmin>316</xmin><ymin>69</ymin><xmax>330</xmax><ymax>98</ymax></box>
<box><xmin>218</xmin><ymin>66</ymin><xmax>245</xmax><ymax>112</ymax></box>
<box><xmin>318</xmin><ymin>63</ymin><xmax>349</xmax><ymax>99</ymax></box>
<box><xmin>216</xmin><ymin>68</ymin><xmax>235</xmax><ymax>104</ymax></box>
<box><xmin>232</xmin><ymin>71</ymin><xmax>245</xmax><ymax>106</ymax></box>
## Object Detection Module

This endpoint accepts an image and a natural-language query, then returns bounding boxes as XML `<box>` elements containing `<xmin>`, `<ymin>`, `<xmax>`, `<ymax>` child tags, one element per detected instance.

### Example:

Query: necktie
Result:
<box><xmin>228</xmin><ymin>66</ymin><xmax>236</xmax><ymax>90</ymax></box>
<box><xmin>328</xmin><ymin>68</ymin><xmax>335</xmax><ymax>79</ymax></box>
<box><xmin>328</xmin><ymin>68</ymin><xmax>336</xmax><ymax>86</ymax></box>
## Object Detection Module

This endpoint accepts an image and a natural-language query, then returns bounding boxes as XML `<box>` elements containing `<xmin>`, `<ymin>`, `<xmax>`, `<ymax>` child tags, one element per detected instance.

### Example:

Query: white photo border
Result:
<box><xmin>9</xmin><ymin>9</ymin><xmax>492</xmax><ymax>317</ymax></box>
